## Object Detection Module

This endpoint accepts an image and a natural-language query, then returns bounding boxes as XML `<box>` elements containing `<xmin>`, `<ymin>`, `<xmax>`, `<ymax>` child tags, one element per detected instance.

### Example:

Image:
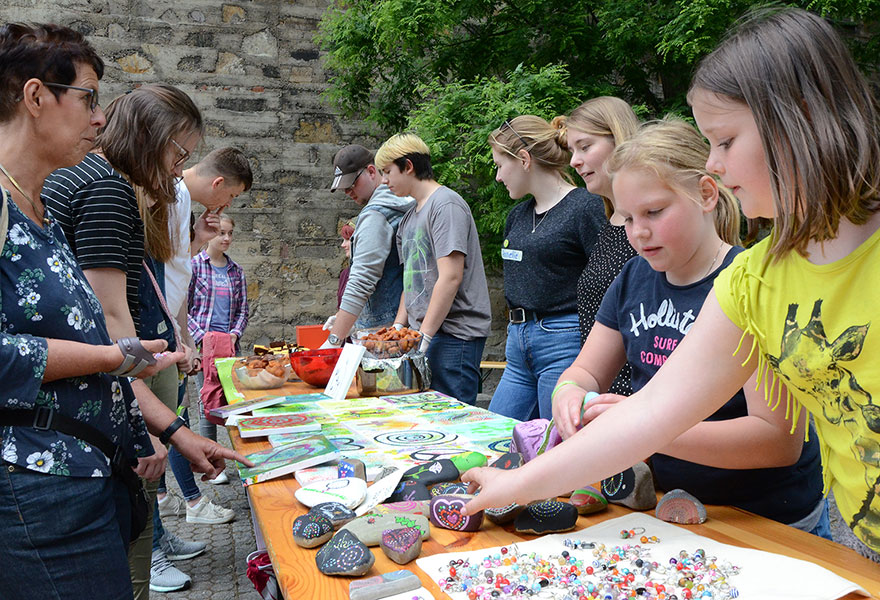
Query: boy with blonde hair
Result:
<box><xmin>375</xmin><ymin>134</ymin><xmax>491</xmax><ymax>405</ymax></box>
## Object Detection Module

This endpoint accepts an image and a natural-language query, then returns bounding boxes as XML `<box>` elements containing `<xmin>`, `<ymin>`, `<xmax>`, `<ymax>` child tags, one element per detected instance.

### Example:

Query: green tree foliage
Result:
<box><xmin>317</xmin><ymin>0</ymin><xmax>879</xmax><ymax>267</ymax></box>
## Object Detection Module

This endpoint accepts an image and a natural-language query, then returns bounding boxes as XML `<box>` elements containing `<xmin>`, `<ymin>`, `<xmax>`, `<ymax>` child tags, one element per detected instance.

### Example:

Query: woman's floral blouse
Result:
<box><xmin>0</xmin><ymin>190</ymin><xmax>152</xmax><ymax>477</ymax></box>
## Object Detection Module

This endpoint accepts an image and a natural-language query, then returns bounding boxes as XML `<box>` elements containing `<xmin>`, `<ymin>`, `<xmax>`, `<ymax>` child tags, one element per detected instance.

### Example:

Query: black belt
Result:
<box><xmin>508</xmin><ymin>307</ymin><xmax>545</xmax><ymax>324</ymax></box>
<box><xmin>0</xmin><ymin>406</ymin><xmax>135</xmax><ymax>473</ymax></box>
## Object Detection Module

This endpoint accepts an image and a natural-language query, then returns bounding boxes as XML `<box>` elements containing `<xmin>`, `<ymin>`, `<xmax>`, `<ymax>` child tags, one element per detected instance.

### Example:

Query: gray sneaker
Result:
<box><xmin>149</xmin><ymin>549</ymin><xmax>191</xmax><ymax>592</ymax></box>
<box><xmin>159</xmin><ymin>531</ymin><xmax>207</xmax><ymax>561</ymax></box>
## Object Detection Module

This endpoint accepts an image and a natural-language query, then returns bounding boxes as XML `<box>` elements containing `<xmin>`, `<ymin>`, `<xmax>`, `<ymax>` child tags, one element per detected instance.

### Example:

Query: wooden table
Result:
<box><xmin>228</xmin><ymin>379</ymin><xmax>880</xmax><ymax>600</ymax></box>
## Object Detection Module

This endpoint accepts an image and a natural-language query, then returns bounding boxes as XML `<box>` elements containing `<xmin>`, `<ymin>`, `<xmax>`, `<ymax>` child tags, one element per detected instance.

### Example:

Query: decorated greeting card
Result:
<box><xmin>237</xmin><ymin>414</ymin><xmax>322</xmax><ymax>438</ymax></box>
<box><xmin>238</xmin><ymin>434</ymin><xmax>340</xmax><ymax>486</ymax></box>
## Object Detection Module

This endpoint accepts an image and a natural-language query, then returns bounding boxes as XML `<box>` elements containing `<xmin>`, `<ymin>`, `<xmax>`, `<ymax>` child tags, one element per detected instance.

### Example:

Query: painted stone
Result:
<box><xmin>379</xmin><ymin>526</ymin><xmax>423</xmax><ymax>564</ymax></box>
<box><xmin>295</xmin><ymin>477</ymin><xmax>368</xmax><ymax>510</ymax></box>
<box><xmin>338</xmin><ymin>458</ymin><xmax>366</xmax><ymax>481</ymax></box>
<box><xmin>430</xmin><ymin>481</ymin><xmax>469</xmax><ymax>496</ymax></box>
<box><xmin>601</xmin><ymin>462</ymin><xmax>656</xmax><ymax>510</ymax></box>
<box><xmin>570</xmin><ymin>486</ymin><xmax>608</xmax><ymax>515</ymax></box>
<box><xmin>484</xmin><ymin>502</ymin><xmax>524</xmax><ymax>525</ymax></box>
<box><xmin>366</xmin><ymin>500</ymin><xmax>431</xmax><ymax>518</ymax></box>
<box><xmin>489</xmin><ymin>452</ymin><xmax>524</xmax><ymax>471</ymax></box>
<box><xmin>349</xmin><ymin>570</ymin><xmax>422</xmax><ymax>600</ymax></box>
<box><xmin>656</xmin><ymin>488</ymin><xmax>707</xmax><ymax>524</ymax></box>
<box><xmin>340</xmin><ymin>513</ymin><xmax>430</xmax><ymax>547</ymax></box>
<box><xmin>510</xmin><ymin>419</ymin><xmax>551</xmax><ymax>462</ymax></box>
<box><xmin>308</xmin><ymin>501</ymin><xmax>356</xmax><ymax>529</ymax></box>
<box><xmin>355</xmin><ymin>468</ymin><xmax>404</xmax><ymax>517</ymax></box>
<box><xmin>387</xmin><ymin>480</ymin><xmax>431</xmax><ymax>503</ymax></box>
<box><xmin>448</xmin><ymin>451</ymin><xmax>487</xmax><ymax>476</ymax></box>
<box><xmin>429</xmin><ymin>494</ymin><xmax>483</xmax><ymax>532</ymax></box>
<box><xmin>314</xmin><ymin>530</ymin><xmax>374</xmax><ymax>577</ymax></box>
<box><xmin>514</xmin><ymin>500</ymin><xmax>578</xmax><ymax>535</ymax></box>
<box><xmin>291</xmin><ymin>512</ymin><xmax>333</xmax><ymax>548</ymax></box>
<box><xmin>401</xmin><ymin>459</ymin><xmax>458</xmax><ymax>486</ymax></box>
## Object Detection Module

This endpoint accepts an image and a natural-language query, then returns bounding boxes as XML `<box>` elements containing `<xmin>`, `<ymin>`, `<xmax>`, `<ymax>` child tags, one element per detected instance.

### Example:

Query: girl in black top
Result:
<box><xmin>487</xmin><ymin>115</ymin><xmax>606</xmax><ymax>421</ymax></box>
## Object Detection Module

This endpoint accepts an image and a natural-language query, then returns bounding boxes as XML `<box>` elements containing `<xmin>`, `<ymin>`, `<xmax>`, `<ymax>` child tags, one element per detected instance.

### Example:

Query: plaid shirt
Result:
<box><xmin>188</xmin><ymin>251</ymin><xmax>249</xmax><ymax>353</ymax></box>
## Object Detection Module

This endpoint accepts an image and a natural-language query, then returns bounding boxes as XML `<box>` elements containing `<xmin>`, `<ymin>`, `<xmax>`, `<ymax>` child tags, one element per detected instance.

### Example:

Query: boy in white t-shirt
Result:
<box><xmin>156</xmin><ymin>148</ymin><xmax>252</xmax><ymax>527</ymax></box>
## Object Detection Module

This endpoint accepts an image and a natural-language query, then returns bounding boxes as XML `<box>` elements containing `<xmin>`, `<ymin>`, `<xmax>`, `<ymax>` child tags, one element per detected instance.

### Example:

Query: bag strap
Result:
<box><xmin>0</xmin><ymin>407</ymin><xmax>135</xmax><ymax>472</ymax></box>
<box><xmin>0</xmin><ymin>184</ymin><xmax>8</xmax><ymax>258</ymax></box>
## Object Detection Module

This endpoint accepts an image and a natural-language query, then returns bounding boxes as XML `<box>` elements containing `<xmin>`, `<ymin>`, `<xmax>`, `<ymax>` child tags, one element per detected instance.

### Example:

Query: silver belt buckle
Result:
<box><xmin>508</xmin><ymin>308</ymin><xmax>526</xmax><ymax>324</ymax></box>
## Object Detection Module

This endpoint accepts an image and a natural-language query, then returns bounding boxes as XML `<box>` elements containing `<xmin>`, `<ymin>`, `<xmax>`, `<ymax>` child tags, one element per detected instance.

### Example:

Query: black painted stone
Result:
<box><xmin>514</xmin><ymin>500</ymin><xmax>578</xmax><ymax>534</ymax></box>
<box><xmin>601</xmin><ymin>461</ymin><xmax>656</xmax><ymax>510</ymax></box>
<box><xmin>291</xmin><ymin>512</ymin><xmax>333</xmax><ymax>548</ymax></box>
<box><xmin>430</xmin><ymin>481</ymin><xmax>469</xmax><ymax>496</ymax></box>
<box><xmin>489</xmin><ymin>452</ymin><xmax>524</xmax><ymax>471</ymax></box>
<box><xmin>308</xmin><ymin>501</ymin><xmax>357</xmax><ymax>529</ymax></box>
<box><xmin>315</xmin><ymin>530</ymin><xmax>375</xmax><ymax>576</ymax></box>
<box><xmin>401</xmin><ymin>459</ymin><xmax>459</xmax><ymax>485</ymax></box>
<box><xmin>387</xmin><ymin>479</ymin><xmax>432</xmax><ymax>503</ymax></box>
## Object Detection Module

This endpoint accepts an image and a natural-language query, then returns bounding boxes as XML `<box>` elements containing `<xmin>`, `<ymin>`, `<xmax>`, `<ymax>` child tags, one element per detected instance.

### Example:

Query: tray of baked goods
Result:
<box><xmin>352</xmin><ymin>325</ymin><xmax>423</xmax><ymax>359</ymax></box>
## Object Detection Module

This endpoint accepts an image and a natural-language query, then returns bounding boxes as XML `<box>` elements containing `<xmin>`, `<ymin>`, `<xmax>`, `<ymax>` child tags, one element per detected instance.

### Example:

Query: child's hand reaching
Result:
<box><xmin>461</xmin><ymin>467</ymin><xmax>521</xmax><ymax>516</ymax></box>
<box><xmin>551</xmin><ymin>384</ymin><xmax>588</xmax><ymax>439</ymax></box>
<box><xmin>581</xmin><ymin>393</ymin><xmax>627</xmax><ymax>426</ymax></box>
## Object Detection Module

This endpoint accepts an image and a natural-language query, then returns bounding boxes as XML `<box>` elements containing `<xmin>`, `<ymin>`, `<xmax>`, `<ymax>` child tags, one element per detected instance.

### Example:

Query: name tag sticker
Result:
<box><xmin>501</xmin><ymin>248</ymin><xmax>523</xmax><ymax>262</ymax></box>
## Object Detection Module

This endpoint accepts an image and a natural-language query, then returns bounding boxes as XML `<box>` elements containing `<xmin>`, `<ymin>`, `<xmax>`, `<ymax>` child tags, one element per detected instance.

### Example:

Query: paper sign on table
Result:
<box><xmin>323</xmin><ymin>343</ymin><xmax>366</xmax><ymax>402</ymax></box>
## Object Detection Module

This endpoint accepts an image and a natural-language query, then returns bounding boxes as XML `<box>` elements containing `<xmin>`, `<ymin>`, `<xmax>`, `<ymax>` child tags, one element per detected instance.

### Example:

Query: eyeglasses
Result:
<box><xmin>169</xmin><ymin>138</ymin><xmax>191</xmax><ymax>169</ymax></box>
<box><xmin>344</xmin><ymin>168</ymin><xmax>365</xmax><ymax>193</ymax></box>
<box><xmin>500</xmin><ymin>119</ymin><xmax>530</xmax><ymax>149</ymax></box>
<box><xmin>43</xmin><ymin>82</ymin><xmax>99</xmax><ymax>112</ymax></box>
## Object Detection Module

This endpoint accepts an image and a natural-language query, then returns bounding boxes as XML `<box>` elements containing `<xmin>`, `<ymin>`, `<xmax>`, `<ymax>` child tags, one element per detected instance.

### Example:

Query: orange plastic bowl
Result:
<box><xmin>289</xmin><ymin>348</ymin><xmax>343</xmax><ymax>387</ymax></box>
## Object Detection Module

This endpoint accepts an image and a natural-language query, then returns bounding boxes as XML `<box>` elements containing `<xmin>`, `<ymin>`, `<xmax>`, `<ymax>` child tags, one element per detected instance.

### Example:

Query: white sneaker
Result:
<box><xmin>186</xmin><ymin>496</ymin><xmax>236</xmax><ymax>524</ymax></box>
<box><xmin>150</xmin><ymin>549</ymin><xmax>191</xmax><ymax>592</ymax></box>
<box><xmin>157</xmin><ymin>491</ymin><xmax>186</xmax><ymax>518</ymax></box>
<box><xmin>207</xmin><ymin>471</ymin><xmax>229</xmax><ymax>485</ymax></box>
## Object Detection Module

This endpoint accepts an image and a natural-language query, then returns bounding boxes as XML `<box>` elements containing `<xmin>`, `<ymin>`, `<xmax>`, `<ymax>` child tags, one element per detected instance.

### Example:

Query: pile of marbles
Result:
<box><xmin>435</xmin><ymin>539</ymin><xmax>741</xmax><ymax>600</ymax></box>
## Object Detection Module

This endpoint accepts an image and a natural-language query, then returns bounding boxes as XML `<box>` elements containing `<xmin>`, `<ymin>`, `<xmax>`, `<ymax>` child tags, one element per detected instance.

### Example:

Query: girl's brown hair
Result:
<box><xmin>98</xmin><ymin>84</ymin><xmax>204</xmax><ymax>262</ymax></box>
<box><xmin>607</xmin><ymin>117</ymin><xmax>742</xmax><ymax>246</ymax></box>
<box><xmin>552</xmin><ymin>97</ymin><xmax>640</xmax><ymax>216</ymax></box>
<box><xmin>689</xmin><ymin>7</ymin><xmax>880</xmax><ymax>259</ymax></box>
<box><xmin>488</xmin><ymin>115</ymin><xmax>572</xmax><ymax>183</ymax></box>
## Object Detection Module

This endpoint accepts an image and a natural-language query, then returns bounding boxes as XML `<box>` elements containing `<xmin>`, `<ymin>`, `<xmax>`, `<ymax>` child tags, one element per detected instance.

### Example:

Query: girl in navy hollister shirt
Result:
<box><xmin>551</xmin><ymin>118</ymin><xmax>827</xmax><ymax>535</ymax></box>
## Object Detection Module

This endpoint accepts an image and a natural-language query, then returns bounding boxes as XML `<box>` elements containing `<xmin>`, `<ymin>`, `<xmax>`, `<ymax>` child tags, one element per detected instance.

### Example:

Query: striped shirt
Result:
<box><xmin>42</xmin><ymin>153</ymin><xmax>144</xmax><ymax>330</ymax></box>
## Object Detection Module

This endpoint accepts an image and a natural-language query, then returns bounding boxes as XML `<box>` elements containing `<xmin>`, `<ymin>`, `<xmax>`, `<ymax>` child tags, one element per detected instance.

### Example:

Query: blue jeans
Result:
<box><xmin>808</xmin><ymin>498</ymin><xmax>833</xmax><ymax>540</ymax></box>
<box><xmin>0</xmin><ymin>464</ymin><xmax>133</xmax><ymax>599</ymax></box>
<box><xmin>488</xmin><ymin>313</ymin><xmax>582</xmax><ymax>421</ymax></box>
<box><xmin>425</xmin><ymin>332</ymin><xmax>486</xmax><ymax>406</ymax></box>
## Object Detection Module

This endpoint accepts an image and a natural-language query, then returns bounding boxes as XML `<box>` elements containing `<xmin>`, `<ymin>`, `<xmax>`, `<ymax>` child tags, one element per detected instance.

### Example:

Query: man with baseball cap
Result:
<box><xmin>322</xmin><ymin>145</ymin><xmax>415</xmax><ymax>347</ymax></box>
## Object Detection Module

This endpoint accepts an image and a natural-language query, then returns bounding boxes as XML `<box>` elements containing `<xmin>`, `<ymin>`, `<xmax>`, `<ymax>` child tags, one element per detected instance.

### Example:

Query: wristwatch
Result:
<box><xmin>159</xmin><ymin>416</ymin><xmax>187</xmax><ymax>445</ymax></box>
<box><xmin>327</xmin><ymin>333</ymin><xmax>342</xmax><ymax>347</ymax></box>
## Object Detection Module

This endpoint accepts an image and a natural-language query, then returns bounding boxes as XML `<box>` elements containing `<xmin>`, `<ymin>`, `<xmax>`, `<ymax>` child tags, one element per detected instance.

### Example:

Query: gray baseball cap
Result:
<box><xmin>330</xmin><ymin>144</ymin><xmax>374</xmax><ymax>191</ymax></box>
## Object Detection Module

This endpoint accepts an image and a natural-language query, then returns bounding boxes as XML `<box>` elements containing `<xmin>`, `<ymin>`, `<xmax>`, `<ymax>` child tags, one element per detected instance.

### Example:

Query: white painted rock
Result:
<box><xmin>295</xmin><ymin>477</ymin><xmax>368</xmax><ymax>509</ymax></box>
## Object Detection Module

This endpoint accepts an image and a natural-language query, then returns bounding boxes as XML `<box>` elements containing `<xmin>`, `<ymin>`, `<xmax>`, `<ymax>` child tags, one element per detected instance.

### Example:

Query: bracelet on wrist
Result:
<box><xmin>159</xmin><ymin>416</ymin><xmax>187</xmax><ymax>445</ymax></box>
<box><xmin>551</xmin><ymin>380</ymin><xmax>579</xmax><ymax>402</ymax></box>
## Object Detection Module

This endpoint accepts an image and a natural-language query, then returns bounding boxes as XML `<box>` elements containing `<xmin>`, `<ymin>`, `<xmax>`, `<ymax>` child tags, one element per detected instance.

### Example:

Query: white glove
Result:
<box><xmin>322</xmin><ymin>315</ymin><xmax>337</xmax><ymax>331</ymax></box>
<box><xmin>418</xmin><ymin>332</ymin><xmax>432</xmax><ymax>353</ymax></box>
<box><xmin>392</xmin><ymin>322</ymin><xmax>404</xmax><ymax>331</ymax></box>
<box><xmin>319</xmin><ymin>339</ymin><xmax>336</xmax><ymax>350</ymax></box>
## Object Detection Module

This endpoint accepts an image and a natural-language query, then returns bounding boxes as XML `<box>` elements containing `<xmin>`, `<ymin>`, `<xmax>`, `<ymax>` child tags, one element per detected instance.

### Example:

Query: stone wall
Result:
<box><xmin>3</xmin><ymin>0</ymin><xmax>507</xmax><ymax>359</ymax></box>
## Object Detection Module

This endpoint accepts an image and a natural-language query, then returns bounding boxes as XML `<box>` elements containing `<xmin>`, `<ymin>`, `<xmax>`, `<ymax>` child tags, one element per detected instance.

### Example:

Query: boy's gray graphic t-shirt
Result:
<box><xmin>396</xmin><ymin>185</ymin><xmax>491</xmax><ymax>340</ymax></box>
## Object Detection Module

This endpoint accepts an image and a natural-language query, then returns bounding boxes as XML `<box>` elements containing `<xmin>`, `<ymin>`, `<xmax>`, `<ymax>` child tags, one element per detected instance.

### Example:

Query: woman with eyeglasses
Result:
<box><xmin>486</xmin><ymin>115</ymin><xmax>607</xmax><ymax>421</ymax></box>
<box><xmin>41</xmin><ymin>84</ymin><xmax>218</xmax><ymax>598</ymax></box>
<box><xmin>0</xmin><ymin>23</ymin><xmax>192</xmax><ymax>599</ymax></box>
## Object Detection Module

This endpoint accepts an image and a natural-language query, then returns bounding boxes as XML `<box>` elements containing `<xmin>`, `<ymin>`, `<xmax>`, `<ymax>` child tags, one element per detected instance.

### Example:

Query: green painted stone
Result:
<box><xmin>570</xmin><ymin>486</ymin><xmax>608</xmax><ymax>515</ymax></box>
<box><xmin>449</xmin><ymin>451</ymin><xmax>488</xmax><ymax>476</ymax></box>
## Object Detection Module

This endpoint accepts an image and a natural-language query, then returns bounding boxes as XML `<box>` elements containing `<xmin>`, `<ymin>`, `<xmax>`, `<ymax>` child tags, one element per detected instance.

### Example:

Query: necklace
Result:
<box><xmin>532</xmin><ymin>206</ymin><xmax>551</xmax><ymax>233</ymax></box>
<box><xmin>704</xmin><ymin>241</ymin><xmax>725</xmax><ymax>278</ymax></box>
<box><xmin>0</xmin><ymin>161</ymin><xmax>48</xmax><ymax>226</ymax></box>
